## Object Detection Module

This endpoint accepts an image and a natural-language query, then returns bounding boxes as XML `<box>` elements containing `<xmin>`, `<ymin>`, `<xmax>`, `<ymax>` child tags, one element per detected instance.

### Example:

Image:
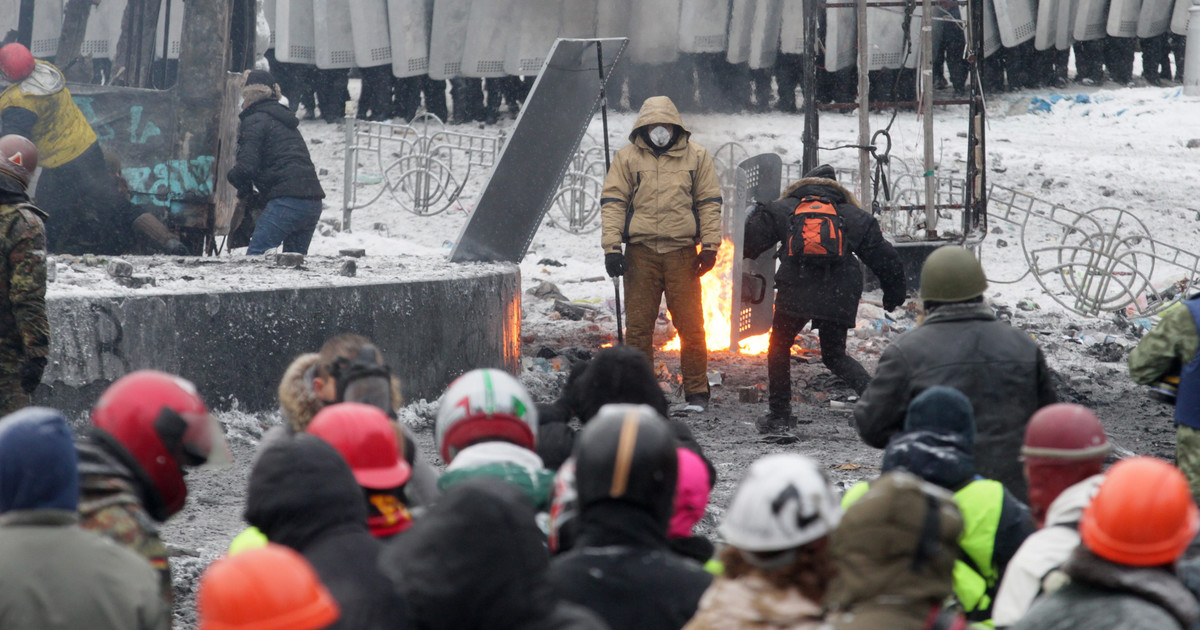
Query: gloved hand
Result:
<box><xmin>605</xmin><ymin>252</ymin><xmax>627</xmax><ymax>278</ymax></box>
<box><xmin>164</xmin><ymin>239</ymin><xmax>189</xmax><ymax>256</ymax></box>
<box><xmin>883</xmin><ymin>291</ymin><xmax>906</xmax><ymax>312</ymax></box>
<box><xmin>695</xmin><ymin>249</ymin><xmax>718</xmax><ymax>277</ymax></box>
<box><xmin>18</xmin><ymin>357</ymin><xmax>47</xmax><ymax>395</ymax></box>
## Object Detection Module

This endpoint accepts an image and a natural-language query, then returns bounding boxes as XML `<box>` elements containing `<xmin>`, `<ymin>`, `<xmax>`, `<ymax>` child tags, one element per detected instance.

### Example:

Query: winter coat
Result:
<box><xmin>600</xmin><ymin>96</ymin><xmax>722</xmax><ymax>255</ymax></box>
<box><xmin>271</xmin><ymin>351</ymin><xmax>441</xmax><ymax>507</ymax></box>
<box><xmin>1011</xmin><ymin>546</ymin><xmax>1200</xmax><ymax>630</ymax></box>
<box><xmin>75</xmin><ymin>428</ymin><xmax>174</xmax><ymax>605</ymax></box>
<box><xmin>991</xmin><ymin>475</ymin><xmax>1105</xmax><ymax>627</ymax></box>
<box><xmin>0</xmin><ymin>61</ymin><xmax>97</xmax><ymax>167</ymax></box>
<box><xmin>548</xmin><ymin>501</ymin><xmax>714</xmax><ymax>630</ymax></box>
<box><xmin>1129</xmin><ymin>296</ymin><xmax>1200</xmax><ymax>428</ymax></box>
<box><xmin>0</xmin><ymin>409</ymin><xmax>168</xmax><ymax>630</ymax></box>
<box><xmin>853</xmin><ymin>301</ymin><xmax>1058</xmax><ymax>501</ymax></box>
<box><xmin>380</xmin><ymin>477</ymin><xmax>610</xmax><ymax>630</ymax></box>
<box><xmin>682</xmin><ymin>573</ymin><xmax>825</xmax><ymax>630</ymax></box>
<box><xmin>743</xmin><ymin>177</ymin><xmax>906</xmax><ymax>326</ymax></box>
<box><xmin>226</xmin><ymin>98</ymin><xmax>325</xmax><ymax>201</ymax></box>
<box><xmin>245</xmin><ymin>434</ymin><xmax>413</xmax><ymax>630</ymax></box>
<box><xmin>0</xmin><ymin>194</ymin><xmax>48</xmax><ymax>377</ymax></box>
<box><xmin>826</xmin><ymin>472</ymin><xmax>966</xmax><ymax>630</ymax></box>
<box><xmin>439</xmin><ymin>441</ymin><xmax>556</xmax><ymax>510</ymax></box>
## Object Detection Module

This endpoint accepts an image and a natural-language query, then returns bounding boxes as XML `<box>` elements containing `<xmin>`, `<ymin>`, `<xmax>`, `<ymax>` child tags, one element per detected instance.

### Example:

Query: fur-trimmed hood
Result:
<box><xmin>277</xmin><ymin>352</ymin><xmax>405</xmax><ymax>433</ymax></box>
<box><xmin>780</xmin><ymin>177</ymin><xmax>861</xmax><ymax>208</ymax></box>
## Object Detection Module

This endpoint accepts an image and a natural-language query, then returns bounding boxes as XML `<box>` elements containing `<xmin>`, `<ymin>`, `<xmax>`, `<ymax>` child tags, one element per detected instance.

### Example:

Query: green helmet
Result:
<box><xmin>919</xmin><ymin>246</ymin><xmax>987</xmax><ymax>302</ymax></box>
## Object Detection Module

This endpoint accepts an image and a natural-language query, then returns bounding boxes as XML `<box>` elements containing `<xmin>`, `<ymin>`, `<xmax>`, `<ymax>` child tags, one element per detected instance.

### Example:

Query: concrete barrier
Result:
<box><xmin>35</xmin><ymin>264</ymin><xmax>521</xmax><ymax>414</ymax></box>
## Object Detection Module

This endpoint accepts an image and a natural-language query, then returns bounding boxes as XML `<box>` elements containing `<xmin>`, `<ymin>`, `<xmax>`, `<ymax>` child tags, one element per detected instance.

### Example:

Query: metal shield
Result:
<box><xmin>867</xmin><ymin>5</ymin><xmax>921</xmax><ymax>70</ymax></box>
<box><xmin>314</xmin><ymin>0</ymin><xmax>357</xmax><ymax>68</ymax></box>
<box><xmin>680</xmin><ymin>0</ymin><xmax>731</xmax><ymax>53</ymax></box>
<box><xmin>1170</xmin><ymin>0</ymin><xmax>1188</xmax><ymax>34</ymax></box>
<box><xmin>994</xmin><ymin>0</ymin><xmax>1037</xmax><ymax>46</ymax></box>
<box><xmin>1106</xmin><ymin>0</ymin><xmax>1140</xmax><ymax>36</ymax></box>
<box><xmin>825</xmin><ymin>2</ymin><xmax>857</xmax><ymax>71</ymax></box>
<box><xmin>350</xmin><ymin>0</ymin><xmax>393</xmax><ymax>67</ymax></box>
<box><xmin>388</xmin><ymin>0</ymin><xmax>431</xmax><ymax>77</ymax></box>
<box><xmin>727</xmin><ymin>0</ymin><xmax>753</xmax><ymax>62</ymax></box>
<box><xmin>748</xmin><ymin>0</ymin><xmax>783</xmax><ymax>69</ymax></box>
<box><xmin>1073</xmin><ymin>0</ymin><xmax>1109</xmax><ymax>41</ymax></box>
<box><xmin>461</xmin><ymin>0</ymin><xmax>517</xmax><ymax>77</ymax></box>
<box><xmin>983</xmin><ymin>0</ymin><xmax>1002</xmax><ymax>56</ymax></box>
<box><xmin>82</xmin><ymin>0</ymin><xmax>127</xmax><ymax>59</ymax></box>
<box><xmin>730</xmin><ymin>153</ymin><xmax>781</xmax><ymax>350</ymax></box>
<box><xmin>1137</xmin><ymin>0</ymin><xmax>1172</xmax><ymax>37</ymax></box>
<box><xmin>276</xmin><ymin>0</ymin><xmax>317</xmax><ymax>62</ymax></box>
<box><xmin>450</xmin><ymin>38</ymin><xmax>628</xmax><ymax>263</ymax></box>
<box><xmin>506</xmin><ymin>0</ymin><xmax>565</xmax><ymax>75</ymax></box>
<box><xmin>629</xmin><ymin>0</ymin><xmax>681</xmax><ymax>64</ymax></box>
<box><xmin>1057</xmin><ymin>0</ymin><xmax>1078</xmax><ymax>48</ymax></box>
<box><xmin>1035</xmin><ymin>0</ymin><xmax>1059</xmax><ymax>49</ymax></box>
<box><xmin>32</xmin><ymin>0</ymin><xmax>63</xmax><ymax>58</ymax></box>
<box><xmin>154</xmin><ymin>0</ymin><xmax>185</xmax><ymax>60</ymax></box>
<box><xmin>780</xmin><ymin>0</ymin><xmax>805</xmax><ymax>54</ymax></box>
<box><xmin>429</xmin><ymin>0</ymin><xmax>471</xmax><ymax>79</ymax></box>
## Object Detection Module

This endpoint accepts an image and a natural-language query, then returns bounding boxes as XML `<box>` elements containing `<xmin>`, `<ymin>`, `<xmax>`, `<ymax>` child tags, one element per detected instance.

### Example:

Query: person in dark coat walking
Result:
<box><xmin>245</xmin><ymin>434</ymin><xmax>412</xmax><ymax>630</ymax></box>
<box><xmin>547</xmin><ymin>404</ymin><xmax>712</xmax><ymax>630</ymax></box>
<box><xmin>226</xmin><ymin>69</ymin><xmax>326</xmax><ymax>255</ymax></box>
<box><xmin>380</xmin><ymin>477</ymin><xmax>609</xmax><ymax>630</ymax></box>
<box><xmin>854</xmin><ymin>246</ymin><xmax>1057</xmax><ymax>501</ymax></box>
<box><xmin>743</xmin><ymin>164</ymin><xmax>906</xmax><ymax>432</ymax></box>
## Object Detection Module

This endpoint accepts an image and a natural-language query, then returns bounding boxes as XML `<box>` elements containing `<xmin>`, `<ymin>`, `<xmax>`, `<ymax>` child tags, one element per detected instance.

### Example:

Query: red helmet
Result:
<box><xmin>1022</xmin><ymin>403</ymin><xmax>1110</xmax><ymax>526</ymax></box>
<box><xmin>0</xmin><ymin>43</ymin><xmax>35</xmax><ymax>82</ymax></box>
<box><xmin>92</xmin><ymin>371</ymin><xmax>232</xmax><ymax>517</ymax></box>
<box><xmin>0</xmin><ymin>135</ymin><xmax>37</xmax><ymax>189</ymax></box>
<box><xmin>307</xmin><ymin>402</ymin><xmax>411</xmax><ymax>490</ymax></box>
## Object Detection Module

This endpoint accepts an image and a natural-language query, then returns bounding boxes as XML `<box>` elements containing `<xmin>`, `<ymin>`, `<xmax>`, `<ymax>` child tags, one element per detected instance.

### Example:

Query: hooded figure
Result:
<box><xmin>226</xmin><ymin>68</ymin><xmax>326</xmax><ymax>255</ymax></box>
<box><xmin>0</xmin><ymin>407</ymin><xmax>168</xmax><ymax>630</ymax></box>
<box><xmin>599</xmin><ymin>96</ymin><xmax>723</xmax><ymax>410</ymax></box>
<box><xmin>548</xmin><ymin>404</ymin><xmax>713</xmax><ymax>630</ymax></box>
<box><xmin>380</xmin><ymin>478</ymin><xmax>608</xmax><ymax>630</ymax></box>
<box><xmin>245</xmin><ymin>434</ymin><xmax>411</xmax><ymax>630</ymax></box>
<box><xmin>844</xmin><ymin>386</ymin><xmax>1035</xmax><ymax>624</ymax></box>
<box><xmin>743</xmin><ymin>165</ymin><xmax>905</xmax><ymax>431</ymax></box>
<box><xmin>825</xmin><ymin>471</ymin><xmax>966</xmax><ymax>630</ymax></box>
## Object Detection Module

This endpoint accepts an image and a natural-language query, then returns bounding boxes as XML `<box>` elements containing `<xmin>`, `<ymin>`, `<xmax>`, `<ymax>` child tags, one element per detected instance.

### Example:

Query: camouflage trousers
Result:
<box><xmin>1178</xmin><ymin>425</ymin><xmax>1200</xmax><ymax>501</ymax></box>
<box><xmin>0</xmin><ymin>375</ymin><xmax>29</xmax><ymax>417</ymax></box>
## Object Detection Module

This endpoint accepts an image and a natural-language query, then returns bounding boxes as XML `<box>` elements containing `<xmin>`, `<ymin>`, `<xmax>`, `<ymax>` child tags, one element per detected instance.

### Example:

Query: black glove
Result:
<box><xmin>164</xmin><ymin>239</ymin><xmax>189</xmax><ymax>256</ymax></box>
<box><xmin>695</xmin><ymin>249</ymin><xmax>718</xmax><ymax>277</ymax></box>
<box><xmin>605</xmin><ymin>252</ymin><xmax>627</xmax><ymax>278</ymax></box>
<box><xmin>18</xmin><ymin>357</ymin><xmax>47</xmax><ymax>395</ymax></box>
<box><xmin>883</xmin><ymin>291</ymin><xmax>906</xmax><ymax>312</ymax></box>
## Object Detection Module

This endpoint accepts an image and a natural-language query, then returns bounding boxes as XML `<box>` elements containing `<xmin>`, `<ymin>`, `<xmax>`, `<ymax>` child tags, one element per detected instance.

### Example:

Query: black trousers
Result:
<box><xmin>767</xmin><ymin>309</ymin><xmax>871</xmax><ymax>416</ymax></box>
<box><xmin>37</xmin><ymin>143</ymin><xmax>140</xmax><ymax>255</ymax></box>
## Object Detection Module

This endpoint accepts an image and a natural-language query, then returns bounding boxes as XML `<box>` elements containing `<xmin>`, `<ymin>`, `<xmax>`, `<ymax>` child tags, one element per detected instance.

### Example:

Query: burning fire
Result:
<box><xmin>661</xmin><ymin>242</ymin><xmax>772</xmax><ymax>355</ymax></box>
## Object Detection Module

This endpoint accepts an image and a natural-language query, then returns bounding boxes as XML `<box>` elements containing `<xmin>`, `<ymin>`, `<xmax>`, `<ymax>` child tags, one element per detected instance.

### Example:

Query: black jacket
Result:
<box><xmin>854</xmin><ymin>302</ymin><xmax>1058</xmax><ymax>501</ymax></box>
<box><xmin>380</xmin><ymin>478</ymin><xmax>608</xmax><ymax>630</ymax></box>
<box><xmin>744</xmin><ymin>177</ymin><xmax>905</xmax><ymax>326</ymax></box>
<box><xmin>548</xmin><ymin>502</ymin><xmax>712</xmax><ymax>630</ymax></box>
<box><xmin>226</xmin><ymin>99</ymin><xmax>325</xmax><ymax>201</ymax></box>
<box><xmin>245</xmin><ymin>435</ymin><xmax>411</xmax><ymax>630</ymax></box>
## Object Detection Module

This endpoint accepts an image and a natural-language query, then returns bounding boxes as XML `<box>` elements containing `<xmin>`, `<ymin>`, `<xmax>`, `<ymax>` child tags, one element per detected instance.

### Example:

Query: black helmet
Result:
<box><xmin>803</xmin><ymin>164</ymin><xmax>837</xmax><ymax>181</ymax></box>
<box><xmin>574</xmin><ymin>404</ymin><xmax>678</xmax><ymax>525</ymax></box>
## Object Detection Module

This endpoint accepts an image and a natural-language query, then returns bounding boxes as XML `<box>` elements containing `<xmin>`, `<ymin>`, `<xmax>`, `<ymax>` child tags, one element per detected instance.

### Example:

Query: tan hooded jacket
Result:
<box><xmin>684</xmin><ymin>573</ymin><xmax>826</xmax><ymax>630</ymax></box>
<box><xmin>600</xmin><ymin>96</ymin><xmax>722</xmax><ymax>255</ymax></box>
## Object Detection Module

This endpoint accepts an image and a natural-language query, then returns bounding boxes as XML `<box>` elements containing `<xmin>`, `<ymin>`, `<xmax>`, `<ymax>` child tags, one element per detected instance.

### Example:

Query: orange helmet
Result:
<box><xmin>0</xmin><ymin>43</ymin><xmax>35</xmax><ymax>82</ymax></box>
<box><xmin>307</xmin><ymin>402</ymin><xmax>411</xmax><ymax>490</ymax></box>
<box><xmin>1080</xmin><ymin>457</ymin><xmax>1199</xmax><ymax>567</ymax></box>
<box><xmin>91</xmin><ymin>371</ymin><xmax>232</xmax><ymax>518</ymax></box>
<box><xmin>198</xmin><ymin>544</ymin><xmax>340</xmax><ymax>630</ymax></box>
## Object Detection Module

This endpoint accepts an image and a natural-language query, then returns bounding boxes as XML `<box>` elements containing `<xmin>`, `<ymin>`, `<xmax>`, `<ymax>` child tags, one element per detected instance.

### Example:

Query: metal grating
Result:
<box><xmin>408</xmin><ymin>56</ymin><xmax>429</xmax><ymax>72</ymax></box>
<box><xmin>444</xmin><ymin>61</ymin><xmax>461</xmax><ymax>75</ymax></box>
<box><xmin>290</xmin><ymin>45</ymin><xmax>315</xmax><ymax>59</ymax></box>
<box><xmin>331</xmin><ymin>49</ymin><xmax>355</xmax><ymax>64</ymax></box>
<box><xmin>476</xmin><ymin>60</ymin><xmax>504</xmax><ymax>74</ymax></box>
<box><xmin>369</xmin><ymin>46</ymin><xmax>392</xmax><ymax>62</ymax></box>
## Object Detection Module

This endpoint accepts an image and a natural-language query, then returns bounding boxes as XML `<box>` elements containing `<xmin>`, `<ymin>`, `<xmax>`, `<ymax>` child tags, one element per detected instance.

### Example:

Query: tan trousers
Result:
<box><xmin>623</xmin><ymin>244</ymin><xmax>709</xmax><ymax>397</ymax></box>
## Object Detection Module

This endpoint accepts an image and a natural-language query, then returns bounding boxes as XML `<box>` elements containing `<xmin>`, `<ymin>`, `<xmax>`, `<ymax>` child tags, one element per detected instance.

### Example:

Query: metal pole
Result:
<box><xmin>802</xmin><ymin>0</ymin><xmax>820</xmax><ymax>173</ymax></box>
<box><xmin>921</xmin><ymin>0</ymin><xmax>937</xmax><ymax>236</ymax></box>
<box><xmin>160</xmin><ymin>0</ymin><xmax>171</xmax><ymax>88</ymax></box>
<box><xmin>857</xmin><ymin>0</ymin><xmax>871</xmax><ymax>205</ymax></box>
<box><xmin>965</xmin><ymin>0</ymin><xmax>987</xmax><ymax>235</ymax></box>
<box><xmin>342</xmin><ymin>118</ymin><xmax>355</xmax><ymax>232</ymax></box>
<box><xmin>1186</xmin><ymin>0</ymin><xmax>1200</xmax><ymax>96</ymax></box>
<box><xmin>597</xmin><ymin>41</ymin><xmax>622</xmax><ymax>345</ymax></box>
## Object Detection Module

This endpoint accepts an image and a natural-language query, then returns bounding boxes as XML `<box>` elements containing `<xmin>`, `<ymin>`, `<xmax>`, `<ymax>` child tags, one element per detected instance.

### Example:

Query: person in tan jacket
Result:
<box><xmin>601</xmin><ymin>96</ymin><xmax>723</xmax><ymax>410</ymax></box>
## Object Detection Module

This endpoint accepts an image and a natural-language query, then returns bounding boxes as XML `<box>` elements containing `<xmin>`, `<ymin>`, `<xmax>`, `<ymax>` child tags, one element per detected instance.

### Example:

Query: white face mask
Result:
<box><xmin>649</xmin><ymin>125</ymin><xmax>672</xmax><ymax>148</ymax></box>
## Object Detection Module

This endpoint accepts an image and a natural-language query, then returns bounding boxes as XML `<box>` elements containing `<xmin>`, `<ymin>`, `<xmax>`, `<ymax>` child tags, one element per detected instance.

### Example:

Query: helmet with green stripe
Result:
<box><xmin>435</xmin><ymin>368</ymin><xmax>538</xmax><ymax>463</ymax></box>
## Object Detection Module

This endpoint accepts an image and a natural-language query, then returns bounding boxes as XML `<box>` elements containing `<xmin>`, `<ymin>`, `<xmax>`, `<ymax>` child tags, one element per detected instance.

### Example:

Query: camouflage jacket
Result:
<box><xmin>0</xmin><ymin>200</ymin><xmax>49</xmax><ymax>367</ymax></box>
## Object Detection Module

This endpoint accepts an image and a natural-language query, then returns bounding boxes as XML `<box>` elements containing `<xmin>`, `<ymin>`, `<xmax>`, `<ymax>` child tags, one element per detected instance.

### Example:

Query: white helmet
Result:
<box><xmin>434</xmin><ymin>368</ymin><xmax>538</xmax><ymax>463</ymax></box>
<box><xmin>719</xmin><ymin>454</ymin><xmax>842</xmax><ymax>553</ymax></box>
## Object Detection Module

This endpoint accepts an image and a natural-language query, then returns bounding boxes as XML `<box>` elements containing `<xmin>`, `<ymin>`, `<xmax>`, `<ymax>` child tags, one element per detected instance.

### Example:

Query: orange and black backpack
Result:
<box><xmin>786</xmin><ymin>195</ymin><xmax>846</xmax><ymax>264</ymax></box>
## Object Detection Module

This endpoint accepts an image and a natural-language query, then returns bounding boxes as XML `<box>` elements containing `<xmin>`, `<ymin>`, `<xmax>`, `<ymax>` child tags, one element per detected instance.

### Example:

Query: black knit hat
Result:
<box><xmin>803</xmin><ymin>164</ymin><xmax>837</xmax><ymax>180</ymax></box>
<box><xmin>245</xmin><ymin>69</ymin><xmax>277</xmax><ymax>88</ymax></box>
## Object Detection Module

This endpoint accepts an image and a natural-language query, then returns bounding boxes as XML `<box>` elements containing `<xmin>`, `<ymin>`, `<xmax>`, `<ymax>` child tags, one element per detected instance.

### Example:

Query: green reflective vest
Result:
<box><xmin>843</xmin><ymin>478</ymin><xmax>1003</xmax><ymax>625</ymax></box>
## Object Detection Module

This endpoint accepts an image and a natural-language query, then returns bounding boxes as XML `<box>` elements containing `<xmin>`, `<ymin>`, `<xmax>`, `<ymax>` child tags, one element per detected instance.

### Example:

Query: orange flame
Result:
<box><xmin>660</xmin><ymin>242</ymin><xmax>771</xmax><ymax>355</ymax></box>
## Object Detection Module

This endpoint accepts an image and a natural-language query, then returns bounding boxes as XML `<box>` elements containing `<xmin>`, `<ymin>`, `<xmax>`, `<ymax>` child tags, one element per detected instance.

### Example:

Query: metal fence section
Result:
<box><xmin>341</xmin><ymin>114</ymin><xmax>503</xmax><ymax>229</ymax></box>
<box><xmin>989</xmin><ymin>183</ymin><xmax>1200</xmax><ymax>318</ymax></box>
